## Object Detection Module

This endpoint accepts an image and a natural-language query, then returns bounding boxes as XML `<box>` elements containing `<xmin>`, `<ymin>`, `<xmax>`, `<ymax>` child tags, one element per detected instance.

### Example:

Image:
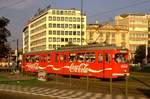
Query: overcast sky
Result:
<box><xmin>0</xmin><ymin>0</ymin><xmax>150</xmax><ymax>49</ymax></box>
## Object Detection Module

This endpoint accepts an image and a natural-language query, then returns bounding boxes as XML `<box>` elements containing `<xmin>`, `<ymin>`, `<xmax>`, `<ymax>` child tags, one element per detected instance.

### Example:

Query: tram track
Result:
<box><xmin>43</xmin><ymin>72</ymin><xmax>150</xmax><ymax>97</ymax></box>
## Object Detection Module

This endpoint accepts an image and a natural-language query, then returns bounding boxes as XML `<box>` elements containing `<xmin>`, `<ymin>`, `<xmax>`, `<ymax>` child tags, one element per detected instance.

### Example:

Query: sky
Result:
<box><xmin>0</xmin><ymin>0</ymin><xmax>150</xmax><ymax>49</ymax></box>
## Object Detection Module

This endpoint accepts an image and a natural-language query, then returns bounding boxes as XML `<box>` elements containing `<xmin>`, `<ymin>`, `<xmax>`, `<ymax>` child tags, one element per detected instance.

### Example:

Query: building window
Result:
<box><xmin>57</xmin><ymin>17</ymin><xmax>60</xmax><ymax>21</ymax></box>
<box><xmin>53</xmin><ymin>45</ymin><xmax>56</xmax><ymax>49</ymax></box>
<box><xmin>49</xmin><ymin>44</ymin><xmax>53</xmax><ymax>49</ymax></box>
<box><xmin>57</xmin><ymin>24</ymin><xmax>60</xmax><ymax>28</ymax></box>
<box><xmin>53</xmin><ymin>31</ymin><xmax>56</xmax><ymax>35</ymax></box>
<box><xmin>49</xmin><ymin>23</ymin><xmax>52</xmax><ymax>28</ymax></box>
<box><xmin>77</xmin><ymin>31</ymin><xmax>80</xmax><ymax>35</ymax></box>
<box><xmin>53</xmin><ymin>24</ymin><xmax>56</xmax><ymax>28</ymax></box>
<box><xmin>61</xmin><ymin>24</ymin><xmax>64</xmax><ymax>28</ymax></box>
<box><xmin>69</xmin><ymin>31</ymin><xmax>72</xmax><ymax>35</ymax></box>
<box><xmin>60</xmin><ymin>11</ymin><xmax>63</xmax><ymax>15</ymax></box>
<box><xmin>81</xmin><ymin>25</ymin><xmax>84</xmax><ymax>29</ymax></box>
<box><xmin>57</xmin><ymin>38</ymin><xmax>60</xmax><ymax>42</ymax></box>
<box><xmin>65</xmin><ymin>24</ymin><xmax>68</xmax><ymax>28</ymax></box>
<box><xmin>65</xmin><ymin>31</ymin><xmax>68</xmax><ymax>35</ymax></box>
<box><xmin>81</xmin><ymin>31</ymin><xmax>84</xmax><ymax>36</ymax></box>
<box><xmin>73</xmin><ymin>38</ymin><xmax>76</xmax><ymax>42</ymax></box>
<box><xmin>57</xmin><ymin>10</ymin><xmax>60</xmax><ymax>15</ymax></box>
<box><xmin>49</xmin><ymin>16</ymin><xmax>52</xmax><ymax>21</ymax></box>
<box><xmin>65</xmin><ymin>38</ymin><xmax>68</xmax><ymax>42</ymax></box>
<box><xmin>49</xmin><ymin>31</ymin><xmax>52</xmax><ymax>35</ymax></box>
<box><xmin>52</xmin><ymin>10</ymin><xmax>55</xmax><ymax>15</ymax></box>
<box><xmin>57</xmin><ymin>31</ymin><xmax>60</xmax><ymax>35</ymax></box>
<box><xmin>77</xmin><ymin>18</ymin><xmax>80</xmax><ymax>22</ymax></box>
<box><xmin>61</xmin><ymin>38</ymin><xmax>64</xmax><ymax>42</ymax></box>
<box><xmin>81</xmin><ymin>18</ymin><xmax>84</xmax><ymax>22</ymax></box>
<box><xmin>73</xmin><ymin>24</ymin><xmax>76</xmax><ymax>29</ymax></box>
<box><xmin>53</xmin><ymin>37</ymin><xmax>56</xmax><ymax>42</ymax></box>
<box><xmin>49</xmin><ymin>37</ymin><xmax>52</xmax><ymax>42</ymax></box>
<box><xmin>64</xmin><ymin>11</ymin><xmax>67</xmax><ymax>15</ymax></box>
<box><xmin>69</xmin><ymin>17</ymin><xmax>72</xmax><ymax>22</ymax></box>
<box><xmin>69</xmin><ymin>38</ymin><xmax>72</xmax><ymax>42</ymax></box>
<box><xmin>69</xmin><ymin>24</ymin><xmax>72</xmax><ymax>28</ymax></box>
<box><xmin>65</xmin><ymin>17</ymin><xmax>68</xmax><ymax>21</ymax></box>
<box><xmin>77</xmin><ymin>24</ymin><xmax>80</xmax><ymax>29</ymax></box>
<box><xmin>77</xmin><ymin>38</ymin><xmax>80</xmax><ymax>42</ymax></box>
<box><xmin>61</xmin><ymin>31</ymin><xmax>64</xmax><ymax>35</ymax></box>
<box><xmin>53</xmin><ymin>17</ymin><xmax>56</xmax><ymax>21</ymax></box>
<box><xmin>73</xmin><ymin>31</ymin><xmax>76</xmax><ymax>35</ymax></box>
<box><xmin>73</xmin><ymin>17</ymin><xmax>76</xmax><ymax>22</ymax></box>
<box><xmin>68</xmin><ymin>11</ymin><xmax>71</xmax><ymax>15</ymax></box>
<box><xmin>61</xmin><ymin>17</ymin><xmax>64</xmax><ymax>21</ymax></box>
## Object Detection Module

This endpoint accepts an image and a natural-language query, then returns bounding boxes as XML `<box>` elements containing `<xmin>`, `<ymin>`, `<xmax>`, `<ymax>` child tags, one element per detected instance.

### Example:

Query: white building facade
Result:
<box><xmin>23</xmin><ymin>8</ymin><xmax>86</xmax><ymax>53</ymax></box>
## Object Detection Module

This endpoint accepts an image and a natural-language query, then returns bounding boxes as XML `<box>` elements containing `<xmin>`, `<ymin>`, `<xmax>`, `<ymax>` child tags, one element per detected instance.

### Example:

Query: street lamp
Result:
<box><xmin>12</xmin><ymin>39</ymin><xmax>19</xmax><ymax>69</ymax></box>
<box><xmin>145</xmin><ymin>41</ymin><xmax>148</xmax><ymax>64</ymax></box>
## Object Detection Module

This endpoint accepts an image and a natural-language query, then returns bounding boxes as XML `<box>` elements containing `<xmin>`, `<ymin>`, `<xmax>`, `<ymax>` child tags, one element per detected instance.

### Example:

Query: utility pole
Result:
<box><xmin>80</xmin><ymin>0</ymin><xmax>83</xmax><ymax>45</ymax></box>
<box><xmin>16</xmin><ymin>39</ymin><xmax>19</xmax><ymax>69</ymax></box>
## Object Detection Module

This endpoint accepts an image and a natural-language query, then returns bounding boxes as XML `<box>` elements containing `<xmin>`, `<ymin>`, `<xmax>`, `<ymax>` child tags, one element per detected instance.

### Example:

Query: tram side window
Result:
<box><xmin>77</xmin><ymin>53</ymin><xmax>85</xmax><ymax>62</ymax></box>
<box><xmin>41</xmin><ymin>56</ymin><xmax>47</xmax><ymax>62</ymax></box>
<box><xmin>60</xmin><ymin>55</ymin><xmax>67</xmax><ymax>62</ymax></box>
<box><xmin>114</xmin><ymin>53</ymin><xmax>127</xmax><ymax>63</ymax></box>
<box><xmin>35</xmin><ymin>55</ymin><xmax>40</xmax><ymax>62</ymax></box>
<box><xmin>26</xmin><ymin>56</ymin><xmax>30</xmax><ymax>62</ymax></box>
<box><xmin>69</xmin><ymin>53</ymin><xmax>76</xmax><ymax>62</ymax></box>
<box><xmin>85</xmin><ymin>52</ymin><xmax>96</xmax><ymax>62</ymax></box>
<box><xmin>26</xmin><ymin>56</ymin><xmax>37</xmax><ymax>62</ymax></box>
<box><xmin>55</xmin><ymin>54</ymin><xmax>59</xmax><ymax>63</ymax></box>
<box><xmin>106</xmin><ymin>54</ymin><xmax>110</xmax><ymax>62</ymax></box>
<box><xmin>47</xmin><ymin>54</ymin><xmax>51</xmax><ymax>63</ymax></box>
<box><xmin>98</xmin><ymin>54</ymin><xmax>103</xmax><ymax>63</ymax></box>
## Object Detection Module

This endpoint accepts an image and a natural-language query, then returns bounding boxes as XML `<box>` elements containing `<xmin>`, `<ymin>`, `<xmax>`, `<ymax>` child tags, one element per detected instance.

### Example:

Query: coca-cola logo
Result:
<box><xmin>69</xmin><ymin>63</ymin><xmax>89</xmax><ymax>73</ymax></box>
<box><xmin>121</xmin><ymin>64</ymin><xmax>128</xmax><ymax>68</ymax></box>
<box><xmin>26</xmin><ymin>63</ymin><xmax>39</xmax><ymax>70</ymax></box>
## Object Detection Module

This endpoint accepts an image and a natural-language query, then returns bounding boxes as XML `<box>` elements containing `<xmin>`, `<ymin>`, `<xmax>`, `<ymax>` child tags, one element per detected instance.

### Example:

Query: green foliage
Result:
<box><xmin>0</xmin><ymin>16</ymin><xmax>11</xmax><ymax>58</ymax></box>
<box><xmin>130</xmin><ymin>66</ymin><xmax>141</xmax><ymax>72</ymax></box>
<box><xmin>141</xmin><ymin>66</ymin><xmax>150</xmax><ymax>73</ymax></box>
<box><xmin>134</xmin><ymin>45</ymin><xmax>146</xmax><ymax>64</ymax></box>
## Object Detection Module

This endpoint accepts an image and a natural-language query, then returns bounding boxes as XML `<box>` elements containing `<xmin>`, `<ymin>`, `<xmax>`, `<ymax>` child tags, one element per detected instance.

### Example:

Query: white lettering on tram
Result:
<box><xmin>69</xmin><ymin>63</ymin><xmax>89</xmax><ymax>73</ymax></box>
<box><xmin>121</xmin><ymin>64</ymin><xmax>128</xmax><ymax>68</ymax></box>
<box><xmin>26</xmin><ymin>63</ymin><xmax>39</xmax><ymax>70</ymax></box>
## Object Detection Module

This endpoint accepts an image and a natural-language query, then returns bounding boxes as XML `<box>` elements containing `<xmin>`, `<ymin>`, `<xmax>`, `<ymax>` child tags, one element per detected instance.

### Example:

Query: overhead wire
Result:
<box><xmin>0</xmin><ymin>0</ymin><xmax>26</xmax><ymax>10</ymax></box>
<box><xmin>89</xmin><ymin>0</ymin><xmax>150</xmax><ymax>18</ymax></box>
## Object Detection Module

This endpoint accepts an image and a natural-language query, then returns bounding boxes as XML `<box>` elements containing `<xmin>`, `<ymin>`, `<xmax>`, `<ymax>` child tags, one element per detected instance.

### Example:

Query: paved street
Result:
<box><xmin>0</xmin><ymin>84</ymin><xmax>148</xmax><ymax>99</ymax></box>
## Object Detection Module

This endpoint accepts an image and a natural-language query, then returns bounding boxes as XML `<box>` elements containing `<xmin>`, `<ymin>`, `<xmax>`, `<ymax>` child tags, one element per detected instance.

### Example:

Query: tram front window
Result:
<box><xmin>114</xmin><ymin>53</ymin><xmax>127</xmax><ymax>63</ymax></box>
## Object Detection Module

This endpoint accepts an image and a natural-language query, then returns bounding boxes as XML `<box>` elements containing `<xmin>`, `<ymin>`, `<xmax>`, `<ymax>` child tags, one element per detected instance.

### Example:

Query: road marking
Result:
<box><xmin>0</xmin><ymin>84</ymin><xmax>148</xmax><ymax>99</ymax></box>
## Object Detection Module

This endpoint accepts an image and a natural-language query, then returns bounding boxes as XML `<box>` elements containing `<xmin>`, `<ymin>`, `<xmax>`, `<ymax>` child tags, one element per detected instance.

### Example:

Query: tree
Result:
<box><xmin>0</xmin><ymin>17</ymin><xmax>11</xmax><ymax>58</ymax></box>
<box><xmin>134</xmin><ymin>45</ymin><xmax>146</xmax><ymax>64</ymax></box>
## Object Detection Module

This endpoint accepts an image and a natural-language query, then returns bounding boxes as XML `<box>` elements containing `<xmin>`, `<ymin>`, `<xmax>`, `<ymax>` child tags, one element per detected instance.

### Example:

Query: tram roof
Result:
<box><xmin>24</xmin><ymin>44</ymin><xmax>126</xmax><ymax>55</ymax></box>
<box><xmin>57</xmin><ymin>44</ymin><xmax>125</xmax><ymax>52</ymax></box>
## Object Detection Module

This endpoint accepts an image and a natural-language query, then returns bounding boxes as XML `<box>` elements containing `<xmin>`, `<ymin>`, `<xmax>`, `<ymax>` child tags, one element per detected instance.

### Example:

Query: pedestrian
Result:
<box><xmin>11</xmin><ymin>60</ymin><xmax>17</xmax><ymax>73</ymax></box>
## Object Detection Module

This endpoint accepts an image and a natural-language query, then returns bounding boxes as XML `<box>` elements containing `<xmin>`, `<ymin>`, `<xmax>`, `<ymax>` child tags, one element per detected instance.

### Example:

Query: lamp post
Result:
<box><xmin>13</xmin><ymin>39</ymin><xmax>19</xmax><ymax>69</ymax></box>
<box><xmin>145</xmin><ymin>41</ymin><xmax>148</xmax><ymax>64</ymax></box>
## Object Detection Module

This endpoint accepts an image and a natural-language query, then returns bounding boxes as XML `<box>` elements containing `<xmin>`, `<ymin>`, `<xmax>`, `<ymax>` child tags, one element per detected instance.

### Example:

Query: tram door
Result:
<box><xmin>103</xmin><ymin>51</ymin><xmax>111</xmax><ymax>78</ymax></box>
<box><xmin>97</xmin><ymin>51</ymin><xmax>104</xmax><ymax>78</ymax></box>
<box><xmin>40</xmin><ymin>54</ymin><xmax>47</xmax><ymax>69</ymax></box>
<box><xmin>59</xmin><ymin>53</ymin><xmax>68</xmax><ymax>74</ymax></box>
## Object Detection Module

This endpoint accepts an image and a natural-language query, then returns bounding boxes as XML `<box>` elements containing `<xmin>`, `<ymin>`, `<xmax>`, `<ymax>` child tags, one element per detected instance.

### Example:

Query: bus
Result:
<box><xmin>22</xmin><ymin>44</ymin><xmax>129</xmax><ymax>78</ymax></box>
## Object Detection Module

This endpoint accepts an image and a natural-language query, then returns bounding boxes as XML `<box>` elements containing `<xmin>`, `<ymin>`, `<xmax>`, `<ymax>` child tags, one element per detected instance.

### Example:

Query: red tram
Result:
<box><xmin>22</xmin><ymin>44</ymin><xmax>129</xmax><ymax>78</ymax></box>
